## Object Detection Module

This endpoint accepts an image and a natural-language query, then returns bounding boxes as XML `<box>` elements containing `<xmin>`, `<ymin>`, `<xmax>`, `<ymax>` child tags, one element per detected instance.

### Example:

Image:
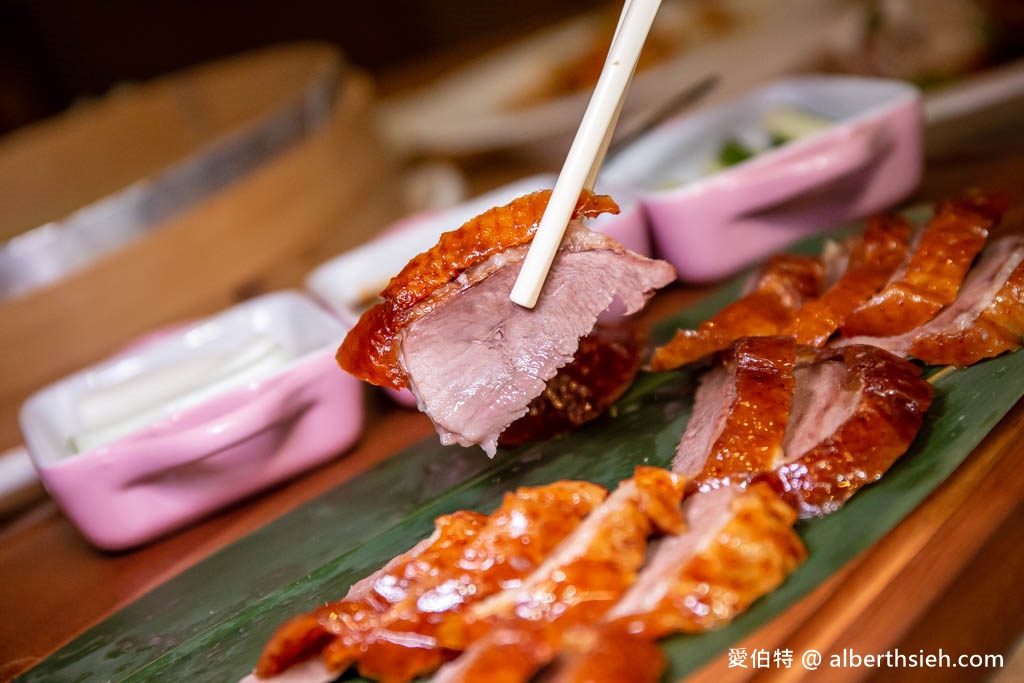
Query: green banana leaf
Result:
<box><xmin>18</xmin><ymin>215</ymin><xmax>1024</xmax><ymax>682</ymax></box>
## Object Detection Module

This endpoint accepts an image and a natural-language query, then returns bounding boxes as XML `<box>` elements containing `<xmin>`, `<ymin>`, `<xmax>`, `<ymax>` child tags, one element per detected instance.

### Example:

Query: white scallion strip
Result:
<box><xmin>763</xmin><ymin>104</ymin><xmax>831</xmax><ymax>142</ymax></box>
<box><xmin>70</xmin><ymin>338</ymin><xmax>292</xmax><ymax>454</ymax></box>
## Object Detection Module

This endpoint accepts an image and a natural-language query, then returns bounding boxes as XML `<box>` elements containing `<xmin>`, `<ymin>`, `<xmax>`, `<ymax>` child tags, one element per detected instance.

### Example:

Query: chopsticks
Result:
<box><xmin>509</xmin><ymin>0</ymin><xmax>663</xmax><ymax>309</ymax></box>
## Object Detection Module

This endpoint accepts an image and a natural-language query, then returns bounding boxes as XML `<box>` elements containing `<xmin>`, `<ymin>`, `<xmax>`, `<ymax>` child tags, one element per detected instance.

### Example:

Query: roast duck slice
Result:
<box><xmin>840</xmin><ymin>193</ymin><xmax>1006</xmax><ymax>337</ymax></box>
<box><xmin>255</xmin><ymin>480</ymin><xmax>606</xmax><ymax>681</ymax></box>
<box><xmin>658</xmin><ymin>194</ymin><xmax>1018</xmax><ymax>369</ymax></box>
<box><xmin>339</xmin><ymin>191</ymin><xmax>676</xmax><ymax>456</ymax></box>
<box><xmin>543</xmin><ymin>484</ymin><xmax>806</xmax><ymax>683</ymax></box>
<box><xmin>785</xmin><ymin>213</ymin><xmax>911</xmax><ymax>347</ymax></box>
<box><xmin>762</xmin><ymin>344</ymin><xmax>933</xmax><ymax>516</ymax></box>
<box><xmin>432</xmin><ymin>467</ymin><xmax>686</xmax><ymax>683</ymax></box>
<box><xmin>673</xmin><ymin>337</ymin><xmax>932</xmax><ymax>517</ymax></box>
<box><xmin>672</xmin><ymin>336</ymin><xmax>796</xmax><ymax>488</ymax></box>
<box><xmin>650</xmin><ymin>254</ymin><xmax>824</xmax><ymax>371</ymax></box>
<box><xmin>839</xmin><ymin>236</ymin><xmax>1024</xmax><ymax>367</ymax></box>
<box><xmin>255</xmin><ymin>470</ymin><xmax>804</xmax><ymax>683</ymax></box>
<box><xmin>431</xmin><ymin>477</ymin><xmax>806</xmax><ymax>683</ymax></box>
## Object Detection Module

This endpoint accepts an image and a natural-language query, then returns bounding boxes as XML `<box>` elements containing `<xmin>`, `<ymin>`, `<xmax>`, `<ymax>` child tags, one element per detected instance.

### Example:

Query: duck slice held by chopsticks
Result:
<box><xmin>497</xmin><ymin>321</ymin><xmax>647</xmax><ymax>449</ymax></box>
<box><xmin>338</xmin><ymin>190</ymin><xmax>676</xmax><ymax>456</ymax></box>
<box><xmin>840</xmin><ymin>192</ymin><xmax>1006</xmax><ymax>337</ymax></box>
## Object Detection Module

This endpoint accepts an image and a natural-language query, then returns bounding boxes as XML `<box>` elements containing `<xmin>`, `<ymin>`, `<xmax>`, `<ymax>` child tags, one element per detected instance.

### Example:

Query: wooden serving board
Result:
<box><xmin>12</xmin><ymin>220</ymin><xmax>1024</xmax><ymax>683</ymax></box>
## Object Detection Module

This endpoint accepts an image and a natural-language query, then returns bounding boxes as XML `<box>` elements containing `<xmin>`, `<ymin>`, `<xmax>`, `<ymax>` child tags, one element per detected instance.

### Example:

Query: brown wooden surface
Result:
<box><xmin>1</xmin><ymin>84</ymin><xmax>1024</xmax><ymax>683</ymax></box>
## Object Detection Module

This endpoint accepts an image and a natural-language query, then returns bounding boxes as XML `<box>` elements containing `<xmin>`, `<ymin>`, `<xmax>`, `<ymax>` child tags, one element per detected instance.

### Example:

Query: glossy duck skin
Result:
<box><xmin>650</xmin><ymin>254</ymin><xmax>824</xmax><ymax>370</ymax></box>
<box><xmin>842</xmin><ymin>193</ymin><xmax>1006</xmax><ymax>337</ymax></box>
<box><xmin>439</xmin><ymin>468</ymin><xmax>685</xmax><ymax>648</ymax></box>
<box><xmin>673</xmin><ymin>336</ymin><xmax>796</xmax><ymax>490</ymax></box>
<box><xmin>545</xmin><ymin>626</ymin><xmax>667</xmax><ymax>683</ymax></box>
<box><xmin>908</xmin><ymin>245</ymin><xmax>1024</xmax><ymax>367</ymax></box>
<box><xmin>760</xmin><ymin>344</ymin><xmax>933</xmax><ymax>517</ymax></box>
<box><xmin>437</xmin><ymin>624</ymin><xmax>667</xmax><ymax>683</ymax></box>
<box><xmin>438</xmin><ymin>485</ymin><xmax>804</xmax><ymax>683</ymax></box>
<box><xmin>338</xmin><ymin>190</ymin><xmax>619</xmax><ymax>389</ymax></box>
<box><xmin>254</xmin><ymin>510</ymin><xmax>486</xmax><ymax>678</ymax></box>
<box><xmin>432</xmin><ymin>467</ymin><xmax>686</xmax><ymax>683</ymax></box>
<box><xmin>604</xmin><ymin>484</ymin><xmax>805</xmax><ymax>638</ymax></box>
<box><xmin>255</xmin><ymin>481</ymin><xmax>606</xmax><ymax>680</ymax></box>
<box><xmin>836</xmin><ymin>236</ymin><xmax>1024</xmax><ymax>367</ymax></box>
<box><xmin>787</xmin><ymin>214</ymin><xmax>911</xmax><ymax>347</ymax></box>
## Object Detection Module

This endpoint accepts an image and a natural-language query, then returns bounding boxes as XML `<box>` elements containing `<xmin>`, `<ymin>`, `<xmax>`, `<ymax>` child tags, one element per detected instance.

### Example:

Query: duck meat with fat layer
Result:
<box><xmin>338</xmin><ymin>190</ymin><xmax>675</xmax><ymax>456</ymax></box>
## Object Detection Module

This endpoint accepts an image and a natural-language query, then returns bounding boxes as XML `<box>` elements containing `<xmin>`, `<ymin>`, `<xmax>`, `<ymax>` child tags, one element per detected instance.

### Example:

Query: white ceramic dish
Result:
<box><xmin>19</xmin><ymin>291</ymin><xmax>363</xmax><ymax>550</ymax></box>
<box><xmin>601</xmin><ymin>75</ymin><xmax>923</xmax><ymax>281</ymax></box>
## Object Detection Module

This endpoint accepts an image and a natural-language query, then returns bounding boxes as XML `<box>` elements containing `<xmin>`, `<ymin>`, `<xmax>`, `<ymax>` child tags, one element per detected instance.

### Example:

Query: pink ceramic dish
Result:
<box><xmin>19</xmin><ymin>292</ymin><xmax>363</xmax><ymax>551</ymax></box>
<box><xmin>602</xmin><ymin>76</ymin><xmax>923</xmax><ymax>282</ymax></box>
<box><xmin>305</xmin><ymin>173</ymin><xmax>649</xmax><ymax>407</ymax></box>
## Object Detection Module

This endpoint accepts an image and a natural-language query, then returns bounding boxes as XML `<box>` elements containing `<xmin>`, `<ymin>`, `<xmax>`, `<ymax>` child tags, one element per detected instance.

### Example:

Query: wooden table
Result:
<box><xmin>2</xmin><ymin>93</ymin><xmax>1024</xmax><ymax>683</ymax></box>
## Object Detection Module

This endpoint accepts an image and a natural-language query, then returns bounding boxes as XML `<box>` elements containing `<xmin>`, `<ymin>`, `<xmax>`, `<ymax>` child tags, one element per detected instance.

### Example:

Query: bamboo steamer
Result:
<box><xmin>0</xmin><ymin>43</ymin><xmax>401</xmax><ymax>450</ymax></box>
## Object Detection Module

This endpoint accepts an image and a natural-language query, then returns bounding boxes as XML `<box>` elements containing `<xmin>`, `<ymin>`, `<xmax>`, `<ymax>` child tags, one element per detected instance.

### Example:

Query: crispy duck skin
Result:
<box><xmin>431</xmin><ymin>628</ymin><xmax>554</xmax><ymax>683</ymax></box>
<box><xmin>439</xmin><ymin>467</ymin><xmax>686</xmax><ymax>651</ymax></box>
<box><xmin>604</xmin><ymin>483</ymin><xmax>805</xmax><ymax>638</ymax></box>
<box><xmin>908</xmin><ymin>250</ymin><xmax>1024</xmax><ymax>367</ymax></box>
<box><xmin>337</xmin><ymin>190</ymin><xmax>619</xmax><ymax>389</ymax></box>
<box><xmin>834</xmin><ymin>236</ymin><xmax>1024</xmax><ymax>367</ymax></box>
<box><xmin>759</xmin><ymin>344</ymin><xmax>933</xmax><ymax>517</ymax></box>
<box><xmin>787</xmin><ymin>214</ymin><xmax>911</xmax><ymax>347</ymax></box>
<box><xmin>435</xmin><ymin>624</ymin><xmax>666</xmax><ymax>683</ymax></box>
<box><xmin>841</xmin><ymin>193</ymin><xmax>1006</xmax><ymax>337</ymax></box>
<box><xmin>255</xmin><ymin>481</ymin><xmax>606</xmax><ymax>680</ymax></box>
<box><xmin>676</xmin><ymin>336</ymin><xmax>796</xmax><ymax>489</ymax></box>
<box><xmin>431</xmin><ymin>467</ymin><xmax>686</xmax><ymax>683</ymax></box>
<box><xmin>459</xmin><ymin>486</ymin><xmax>803</xmax><ymax>683</ymax></box>
<box><xmin>254</xmin><ymin>510</ymin><xmax>486</xmax><ymax>679</ymax></box>
<box><xmin>650</xmin><ymin>254</ymin><xmax>824</xmax><ymax>371</ymax></box>
<box><xmin>545</xmin><ymin>626</ymin><xmax>667</xmax><ymax>683</ymax></box>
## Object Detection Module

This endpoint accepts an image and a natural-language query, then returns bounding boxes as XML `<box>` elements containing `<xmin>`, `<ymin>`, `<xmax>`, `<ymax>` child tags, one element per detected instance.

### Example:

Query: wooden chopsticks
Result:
<box><xmin>509</xmin><ymin>0</ymin><xmax>663</xmax><ymax>308</ymax></box>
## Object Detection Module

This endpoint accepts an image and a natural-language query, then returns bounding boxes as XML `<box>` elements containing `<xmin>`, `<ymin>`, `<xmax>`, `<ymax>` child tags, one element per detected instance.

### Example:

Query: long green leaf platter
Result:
<box><xmin>18</xmin><ymin>218</ymin><xmax>1024</xmax><ymax>683</ymax></box>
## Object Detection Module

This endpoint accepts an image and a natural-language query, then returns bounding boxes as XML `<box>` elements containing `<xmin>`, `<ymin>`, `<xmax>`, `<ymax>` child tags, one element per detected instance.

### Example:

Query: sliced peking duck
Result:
<box><xmin>650</xmin><ymin>253</ymin><xmax>824</xmax><ymax>371</ymax></box>
<box><xmin>759</xmin><ymin>344</ymin><xmax>933</xmax><ymax>516</ymax></box>
<box><xmin>673</xmin><ymin>336</ymin><xmax>796</xmax><ymax>487</ymax></box>
<box><xmin>255</xmin><ymin>480</ymin><xmax>606</xmax><ymax>681</ymax></box>
<box><xmin>432</xmin><ymin>467</ymin><xmax>686</xmax><ymax>682</ymax></box>
<box><xmin>671</xmin><ymin>337</ymin><xmax>932</xmax><ymax>517</ymax></box>
<box><xmin>840</xmin><ymin>193</ymin><xmax>1005</xmax><ymax>337</ymax></box>
<box><xmin>837</xmin><ymin>236</ymin><xmax>1024</xmax><ymax>367</ymax></box>
<box><xmin>601</xmin><ymin>484</ymin><xmax>805</xmax><ymax>636</ymax></box>
<box><xmin>538</xmin><ymin>484</ymin><xmax>805</xmax><ymax>683</ymax></box>
<box><xmin>338</xmin><ymin>190</ymin><xmax>676</xmax><ymax>456</ymax></box>
<box><xmin>785</xmin><ymin>213</ymin><xmax>911</xmax><ymax>347</ymax></box>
